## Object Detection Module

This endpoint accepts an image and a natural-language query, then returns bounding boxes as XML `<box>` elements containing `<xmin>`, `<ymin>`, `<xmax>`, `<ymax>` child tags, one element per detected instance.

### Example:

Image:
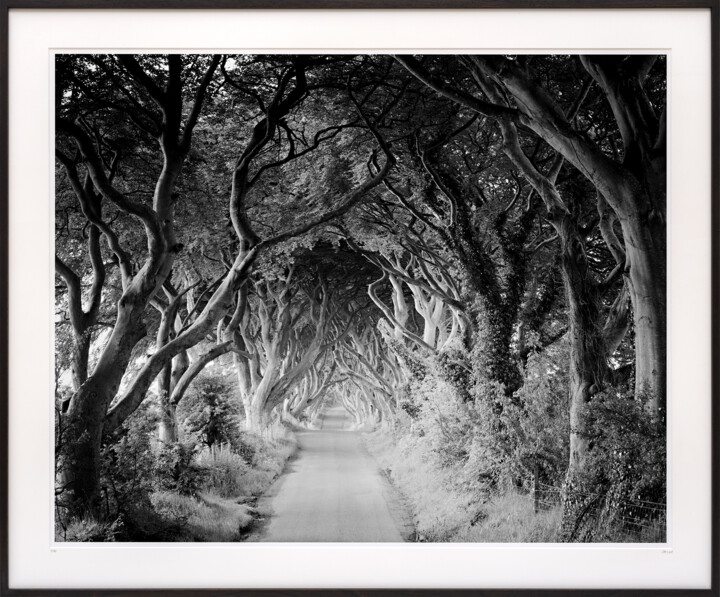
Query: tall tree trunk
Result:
<box><xmin>560</xmin><ymin>225</ymin><xmax>605</xmax><ymax>479</ymax></box>
<box><xmin>496</xmin><ymin>55</ymin><xmax>666</xmax><ymax>410</ymax></box>
<box><xmin>158</xmin><ymin>399</ymin><xmax>178</xmax><ymax>445</ymax></box>
<box><xmin>619</xmin><ymin>201</ymin><xmax>666</xmax><ymax>412</ymax></box>
<box><xmin>60</xmin><ymin>303</ymin><xmax>147</xmax><ymax>514</ymax></box>
<box><xmin>158</xmin><ymin>348</ymin><xmax>190</xmax><ymax>443</ymax></box>
<box><xmin>241</xmin><ymin>355</ymin><xmax>280</xmax><ymax>432</ymax></box>
<box><xmin>244</xmin><ymin>401</ymin><xmax>268</xmax><ymax>433</ymax></box>
<box><xmin>56</xmin><ymin>55</ymin><xmax>220</xmax><ymax>515</ymax></box>
<box><xmin>397</xmin><ymin>54</ymin><xmax>666</xmax><ymax>411</ymax></box>
<box><xmin>69</xmin><ymin>330</ymin><xmax>92</xmax><ymax>393</ymax></box>
<box><xmin>155</xmin><ymin>304</ymin><xmax>175</xmax><ymax>444</ymax></box>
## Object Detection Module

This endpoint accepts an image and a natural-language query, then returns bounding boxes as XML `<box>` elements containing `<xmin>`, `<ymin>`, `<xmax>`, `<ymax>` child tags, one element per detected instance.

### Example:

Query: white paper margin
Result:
<box><xmin>7</xmin><ymin>7</ymin><xmax>713</xmax><ymax>590</ymax></box>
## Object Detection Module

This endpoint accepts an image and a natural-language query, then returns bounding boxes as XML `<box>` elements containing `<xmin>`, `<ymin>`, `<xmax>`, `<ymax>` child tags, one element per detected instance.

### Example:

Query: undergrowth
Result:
<box><xmin>150</xmin><ymin>491</ymin><xmax>254</xmax><ymax>542</ymax></box>
<box><xmin>366</xmin><ymin>428</ymin><xmax>562</xmax><ymax>543</ymax></box>
<box><xmin>56</xmin><ymin>409</ymin><xmax>297</xmax><ymax>542</ymax></box>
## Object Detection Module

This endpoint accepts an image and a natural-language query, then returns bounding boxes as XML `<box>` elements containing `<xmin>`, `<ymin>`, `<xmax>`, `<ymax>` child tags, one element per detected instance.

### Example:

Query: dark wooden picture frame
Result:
<box><xmin>1</xmin><ymin>2</ymin><xmax>718</xmax><ymax>595</ymax></box>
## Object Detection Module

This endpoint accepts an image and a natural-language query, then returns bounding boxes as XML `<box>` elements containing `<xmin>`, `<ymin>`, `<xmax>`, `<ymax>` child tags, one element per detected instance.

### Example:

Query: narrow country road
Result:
<box><xmin>252</xmin><ymin>406</ymin><xmax>408</xmax><ymax>542</ymax></box>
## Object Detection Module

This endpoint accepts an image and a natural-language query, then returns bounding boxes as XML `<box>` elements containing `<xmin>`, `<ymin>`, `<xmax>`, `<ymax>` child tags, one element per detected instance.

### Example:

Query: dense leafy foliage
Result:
<box><xmin>54</xmin><ymin>53</ymin><xmax>666</xmax><ymax>542</ymax></box>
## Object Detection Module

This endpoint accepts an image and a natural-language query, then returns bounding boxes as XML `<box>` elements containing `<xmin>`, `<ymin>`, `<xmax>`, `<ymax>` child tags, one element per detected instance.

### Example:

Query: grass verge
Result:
<box><xmin>365</xmin><ymin>428</ymin><xmax>561</xmax><ymax>543</ymax></box>
<box><xmin>150</xmin><ymin>491</ymin><xmax>255</xmax><ymax>542</ymax></box>
<box><xmin>58</xmin><ymin>421</ymin><xmax>298</xmax><ymax>542</ymax></box>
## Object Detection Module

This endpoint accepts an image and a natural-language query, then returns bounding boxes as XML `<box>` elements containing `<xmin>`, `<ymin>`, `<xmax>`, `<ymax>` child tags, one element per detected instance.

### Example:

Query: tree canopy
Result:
<box><xmin>55</xmin><ymin>53</ymin><xmax>666</xmax><ymax>542</ymax></box>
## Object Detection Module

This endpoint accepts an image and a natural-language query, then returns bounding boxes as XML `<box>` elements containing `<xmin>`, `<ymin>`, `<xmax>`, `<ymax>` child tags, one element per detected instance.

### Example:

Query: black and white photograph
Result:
<box><xmin>53</xmin><ymin>53</ymin><xmax>667</xmax><ymax>544</ymax></box>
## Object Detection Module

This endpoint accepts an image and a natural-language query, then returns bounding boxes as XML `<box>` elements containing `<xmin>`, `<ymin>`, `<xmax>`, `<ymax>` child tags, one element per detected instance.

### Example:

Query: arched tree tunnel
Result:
<box><xmin>54</xmin><ymin>52</ymin><xmax>667</xmax><ymax>543</ymax></box>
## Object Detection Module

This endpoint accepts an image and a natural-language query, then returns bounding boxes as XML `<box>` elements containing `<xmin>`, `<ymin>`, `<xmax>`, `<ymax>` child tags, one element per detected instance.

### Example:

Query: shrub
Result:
<box><xmin>93</xmin><ymin>403</ymin><xmax>191</xmax><ymax>541</ymax></box>
<box><xmin>365</xmin><ymin>427</ymin><xmax>474</xmax><ymax>541</ymax></box>
<box><xmin>195</xmin><ymin>444</ymin><xmax>250</xmax><ymax>498</ymax></box>
<box><xmin>504</xmin><ymin>345</ymin><xmax>571</xmax><ymax>490</ymax></box>
<box><xmin>194</xmin><ymin>422</ymin><xmax>298</xmax><ymax>498</ymax></box>
<box><xmin>59</xmin><ymin>516</ymin><xmax>115</xmax><ymax>542</ymax></box>
<box><xmin>365</xmin><ymin>335</ymin><xmax>569</xmax><ymax>543</ymax></box>
<box><xmin>154</xmin><ymin>442</ymin><xmax>208</xmax><ymax>496</ymax></box>
<box><xmin>105</xmin><ymin>500</ymin><xmax>189</xmax><ymax>542</ymax></box>
<box><xmin>178</xmin><ymin>374</ymin><xmax>243</xmax><ymax>451</ymax></box>
<box><xmin>99</xmin><ymin>401</ymin><xmax>158</xmax><ymax>520</ymax></box>
<box><xmin>571</xmin><ymin>387</ymin><xmax>666</xmax><ymax>542</ymax></box>
<box><xmin>238</xmin><ymin>422</ymin><xmax>298</xmax><ymax>495</ymax></box>
<box><xmin>580</xmin><ymin>388</ymin><xmax>665</xmax><ymax>503</ymax></box>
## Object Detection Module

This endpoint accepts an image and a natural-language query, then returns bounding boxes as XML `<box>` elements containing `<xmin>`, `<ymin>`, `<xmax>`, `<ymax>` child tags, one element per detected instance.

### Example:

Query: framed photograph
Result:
<box><xmin>1</xmin><ymin>1</ymin><xmax>717</xmax><ymax>594</ymax></box>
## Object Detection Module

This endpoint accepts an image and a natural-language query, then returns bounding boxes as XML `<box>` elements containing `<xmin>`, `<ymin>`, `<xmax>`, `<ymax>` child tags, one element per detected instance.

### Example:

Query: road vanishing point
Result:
<box><xmin>251</xmin><ymin>406</ymin><xmax>410</xmax><ymax>542</ymax></box>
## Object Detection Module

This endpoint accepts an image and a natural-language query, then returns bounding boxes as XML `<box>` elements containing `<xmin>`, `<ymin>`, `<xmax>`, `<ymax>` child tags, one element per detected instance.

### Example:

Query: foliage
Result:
<box><xmin>58</xmin><ymin>516</ymin><xmax>116</xmax><ymax>542</ymax></box>
<box><xmin>56</xmin><ymin>401</ymin><xmax>190</xmax><ymax>542</ymax></box>
<box><xmin>568</xmin><ymin>387</ymin><xmax>667</xmax><ymax>542</ymax></box>
<box><xmin>150</xmin><ymin>491</ymin><xmax>254</xmax><ymax>542</ymax></box>
<box><xmin>456</xmin><ymin>491</ymin><xmax>562</xmax><ymax>543</ymax></box>
<box><xmin>369</xmin><ymin>357</ymin><xmax>502</xmax><ymax>540</ymax></box>
<box><xmin>366</xmin><ymin>428</ymin><xmax>473</xmax><ymax>541</ymax></box>
<box><xmin>195</xmin><ymin>444</ymin><xmax>251</xmax><ymax>498</ymax></box>
<box><xmin>153</xmin><ymin>442</ymin><xmax>208</xmax><ymax>496</ymax></box>
<box><xmin>178</xmin><ymin>374</ymin><xmax>243</xmax><ymax>451</ymax></box>
<box><xmin>239</xmin><ymin>424</ymin><xmax>298</xmax><ymax>495</ymax></box>
<box><xmin>367</xmin><ymin>333</ymin><xmax>571</xmax><ymax>542</ymax></box>
<box><xmin>98</xmin><ymin>401</ymin><xmax>158</xmax><ymax>520</ymax></box>
<box><xmin>53</xmin><ymin>52</ymin><xmax>667</xmax><ymax>542</ymax></box>
<box><xmin>503</xmin><ymin>342</ymin><xmax>571</xmax><ymax>489</ymax></box>
<box><xmin>579</xmin><ymin>388</ymin><xmax>666</xmax><ymax>503</ymax></box>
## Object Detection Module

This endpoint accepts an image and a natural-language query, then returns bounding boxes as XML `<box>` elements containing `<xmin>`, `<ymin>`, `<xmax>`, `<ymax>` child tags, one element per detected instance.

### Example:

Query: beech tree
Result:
<box><xmin>56</xmin><ymin>53</ymin><xmax>397</xmax><ymax>514</ymax></box>
<box><xmin>55</xmin><ymin>173</ymin><xmax>107</xmax><ymax>395</ymax></box>
<box><xmin>55</xmin><ymin>54</ymin><xmax>666</xmax><ymax>542</ymax></box>
<box><xmin>396</xmin><ymin>54</ymin><xmax>666</xmax><ymax>411</ymax></box>
<box><xmin>56</xmin><ymin>54</ymin><xmax>221</xmax><ymax>512</ymax></box>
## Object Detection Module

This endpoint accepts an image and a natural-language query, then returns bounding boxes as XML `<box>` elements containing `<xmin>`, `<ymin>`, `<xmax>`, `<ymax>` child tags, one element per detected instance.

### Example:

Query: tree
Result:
<box><xmin>54</xmin><ymin>54</ymin><xmax>666</xmax><ymax>542</ymax></box>
<box><xmin>56</xmin><ymin>54</ymin><xmax>220</xmax><ymax>514</ymax></box>
<box><xmin>56</xmin><ymin>53</ymin><xmax>396</xmax><ymax>513</ymax></box>
<box><xmin>396</xmin><ymin>54</ymin><xmax>666</xmax><ymax>412</ymax></box>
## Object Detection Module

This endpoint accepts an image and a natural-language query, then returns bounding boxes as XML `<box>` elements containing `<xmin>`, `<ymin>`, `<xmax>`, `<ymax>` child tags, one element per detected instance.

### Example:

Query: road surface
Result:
<box><xmin>252</xmin><ymin>406</ymin><xmax>408</xmax><ymax>542</ymax></box>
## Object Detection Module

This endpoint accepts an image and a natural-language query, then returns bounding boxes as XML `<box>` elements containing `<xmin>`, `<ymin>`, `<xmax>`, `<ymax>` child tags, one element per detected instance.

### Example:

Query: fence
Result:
<box><xmin>516</xmin><ymin>481</ymin><xmax>666</xmax><ymax>542</ymax></box>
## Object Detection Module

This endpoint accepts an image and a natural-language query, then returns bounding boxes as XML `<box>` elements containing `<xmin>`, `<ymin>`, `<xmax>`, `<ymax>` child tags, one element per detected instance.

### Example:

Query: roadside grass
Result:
<box><xmin>58</xmin><ymin>420</ymin><xmax>298</xmax><ymax>542</ymax></box>
<box><xmin>365</xmin><ymin>428</ymin><xmax>561</xmax><ymax>543</ymax></box>
<box><xmin>195</xmin><ymin>425</ymin><xmax>298</xmax><ymax>498</ymax></box>
<box><xmin>150</xmin><ymin>490</ymin><xmax>254</xmax><ymax>542</ymax></box>
<box><xmin>365</xmin><ymin>428</ymin><xmax>473</xmax><ymax>541</ymax></box>
<box><xmin>237</xmin><ymin>423</ymin><xmax>298</xmax><ymax>496</ymax></box>
<box><xmin>195</xmin><ymin>444</ymin><xmax>250</xmax><ymax>498</ymax></box>
<box><xmin>158</xmin><ymin>421</ymin><xmax>298</xmax><ymax>540</ymax></box>
<box><xmin>456</xmin><ymin>492</ymin><xmax>562</xmax><ymax>542</ymax></box>
<box><xmin>615</xmin><ymin>518</ymin><xmax>666</xmax><ymax>543</ymax></box>
<box><xmin>157</xmin><ymin>421</ymin><xmax>298</xmax><ymax>540</ymax></box>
